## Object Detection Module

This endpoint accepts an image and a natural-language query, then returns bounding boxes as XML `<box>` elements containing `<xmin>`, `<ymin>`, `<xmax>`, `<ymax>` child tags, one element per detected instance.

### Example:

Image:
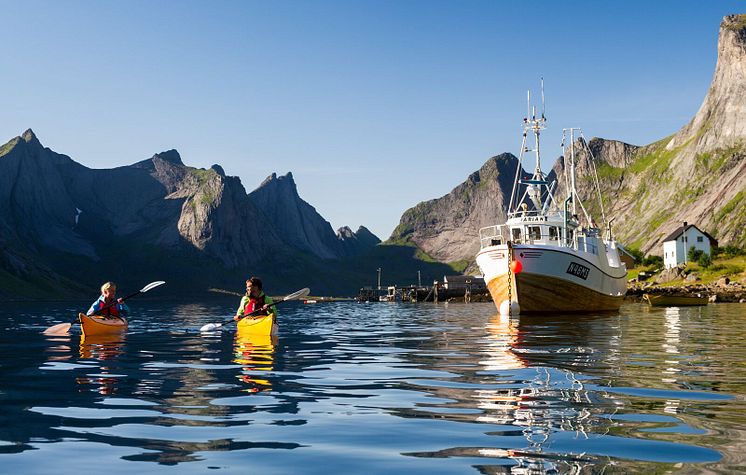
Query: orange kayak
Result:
<box><xmin>236</xmin><ymin>314</ymin><xmax>276</xmax><ymax>337</ymax></box>
<box><xmin>78</xmin><ymin>312</ymin><xmax>128</xmax><ymax>337</ymax></box>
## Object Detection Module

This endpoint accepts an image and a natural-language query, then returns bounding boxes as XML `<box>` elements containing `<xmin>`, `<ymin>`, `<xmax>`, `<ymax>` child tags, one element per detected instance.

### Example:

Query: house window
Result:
<box><xmin>528</xmin><ymin>226</ymin><xmax>541</xmax><ymax>241</ymax></box>
<box><xmin>697</xmin><ymin>236</ymin><xmax>703</xmax><ymax>243</ymax></box>
<box><xmin>549</xmin><ymin>226</ymin><xmax>559</xmax><ymax>240</ymax></box>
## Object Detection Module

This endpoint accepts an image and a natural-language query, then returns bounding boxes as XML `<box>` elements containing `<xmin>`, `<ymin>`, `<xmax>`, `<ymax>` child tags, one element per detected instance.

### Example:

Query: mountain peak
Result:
<box><xmin>22</xmin><ymin>128</ymin><xmax>38</xmax><ymax>142</ymax></box>
<box><xmin>258</xmin><ymin>172</ymin><xmax>296</xmax><ymax>190</ymax></box>
<box><xmin>722</xmin><ymin>14</ymin><xmax>746</xmax><ymax>34</ymax></box>
<box><xmin>666</xmin><ymin>14</ymin><xmax>746</xmax><ymax>153</ymax></box>
<box><xmin>21</xmin><ymin>128</ymin><xmax>43</xmax><ymax>149</ymax></box>
<box><xmin>153</xmin><ymin>149</ymin><xmax>183</xmax><ymax>165</ymax></box>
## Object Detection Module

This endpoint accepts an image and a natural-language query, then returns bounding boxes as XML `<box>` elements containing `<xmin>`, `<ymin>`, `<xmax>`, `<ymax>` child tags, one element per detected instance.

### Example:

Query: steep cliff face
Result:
<box><xmin>248</xmin><ymin>172</ymin><xmax>349</xmax><ymax>259</ymax></box>
<box><xmin>0</xmin><ymin>130</ymin><xmax>98</xmax><ymax>258</ymax></box>
<box><xmin>550</xmin><ymin>15</ymin><xmax>746</xmax><ymax>251</ymax></box>
<box><xmin>388</xmin><ymin>153</ymin><xmax>528</xmax><ymax>264</ymax></box>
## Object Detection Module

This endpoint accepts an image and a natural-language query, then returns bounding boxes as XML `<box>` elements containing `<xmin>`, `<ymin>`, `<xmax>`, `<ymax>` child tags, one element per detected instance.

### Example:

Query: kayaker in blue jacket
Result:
<box><xmin>234</xmin><ymin>277</ymin><xmax>275</xmax><ymax>321</ymax></box>
<box><xmin>87</xmin><ymin>281</ymin><xmax>129</xmax><ymax>319</ymax></box>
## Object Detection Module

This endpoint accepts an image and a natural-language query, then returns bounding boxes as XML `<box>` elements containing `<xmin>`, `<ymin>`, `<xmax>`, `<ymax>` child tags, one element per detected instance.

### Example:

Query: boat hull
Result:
<box><xmin>477</xmin><ymin>244</ymin><xmax>627</xmax><ymax>313</ymax></box>
<box><xmin>643</xmin><ymin>294</ymin><xmax>708</xmax><ymax>307</ymax></box>
<box><xmin>78</xmin><ymin>312</ymin><xmax>128</xmax><ymax>336</ymax></box>
<box><xmin>236</xmin><ymin>314</ymin><xmax>277</xmax><ymax>337</ymax></box>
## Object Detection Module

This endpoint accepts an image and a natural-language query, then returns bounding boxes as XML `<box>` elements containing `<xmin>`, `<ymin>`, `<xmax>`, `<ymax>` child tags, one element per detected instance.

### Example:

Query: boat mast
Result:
<box><xmin>569</xmin><ymin>127</ymin><xmax>577</xmax><ymax>216</ymax></box>
<box><xmin>525</xmin><ymin>82</ymin><xmax>547</xmax><ymax>212</ymax></box>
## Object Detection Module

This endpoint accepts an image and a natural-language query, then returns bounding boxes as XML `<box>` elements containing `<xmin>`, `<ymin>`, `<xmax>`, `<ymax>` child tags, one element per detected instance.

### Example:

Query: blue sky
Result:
<box><xmin>0</xmin><ymin>1</ymin><xmax>742</xmax><ymax>239</ymax></box>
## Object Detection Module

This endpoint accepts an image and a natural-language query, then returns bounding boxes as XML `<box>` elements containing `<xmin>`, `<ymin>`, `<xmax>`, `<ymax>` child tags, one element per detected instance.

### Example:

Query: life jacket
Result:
<box><xmin>98</xmin><ymin>298</ymin><xmax>122</xmax><ymax>318</ymax></box>
<box><xmin>243</xmin><ymin>292</ymin><xmax>271</xmax><ymax>316</ymax></box>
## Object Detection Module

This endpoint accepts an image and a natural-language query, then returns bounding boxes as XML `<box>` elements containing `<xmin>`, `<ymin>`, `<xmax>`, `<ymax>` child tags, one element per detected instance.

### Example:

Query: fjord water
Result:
<box><xmin>1</xmin><ymin>300</ymin><xmax>744</xmax><ymax>474</ymax></box>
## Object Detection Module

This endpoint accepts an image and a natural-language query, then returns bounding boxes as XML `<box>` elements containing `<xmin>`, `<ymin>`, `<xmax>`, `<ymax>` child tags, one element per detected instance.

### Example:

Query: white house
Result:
<box><xmin>662</xmin><ymin>222</ymin><xmax>717</xmax><ymax>269</ymax></box>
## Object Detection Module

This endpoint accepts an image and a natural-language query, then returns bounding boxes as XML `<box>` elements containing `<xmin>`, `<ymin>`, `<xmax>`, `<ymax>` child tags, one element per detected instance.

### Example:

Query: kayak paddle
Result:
<box><xmin>199</xmin><ymin>287</ymin><xmax>310</xmax><ymax>332</ymax></box>
<box><xmin>43</xmin><ymin>280</ymin><xmax>166</xmax><ymax>336</ymax></box>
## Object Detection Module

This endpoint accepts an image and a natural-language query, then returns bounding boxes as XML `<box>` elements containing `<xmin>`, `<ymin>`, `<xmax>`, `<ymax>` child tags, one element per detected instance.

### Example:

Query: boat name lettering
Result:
<box><xmin>566</xmin><ymin>262</ymin><xmax>590</xmax><ymax>280</ymax></box>
<box><xmin>524</xmin><ymin>216</ymin><xmax>547</xmax><ymax>222</ymax></box>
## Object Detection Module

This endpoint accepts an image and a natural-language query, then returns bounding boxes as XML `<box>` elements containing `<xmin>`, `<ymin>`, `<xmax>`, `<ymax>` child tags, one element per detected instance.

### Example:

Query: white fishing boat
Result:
<box><xmin>476</xmin><ymin>84</ymin><xmax>627</xmax><ymax>314</ymax></box>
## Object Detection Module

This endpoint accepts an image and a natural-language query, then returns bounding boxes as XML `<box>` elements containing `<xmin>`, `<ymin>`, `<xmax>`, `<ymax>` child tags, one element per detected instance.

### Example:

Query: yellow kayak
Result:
<box><xmin>78</xmin><ymin>312</ymin><xmax>128</xmax><ymax>337</ymax></box>
<box><xmin>236</xmin><ymin>314</ymin><xmax>277</xmax><ymax>337</ymax></box>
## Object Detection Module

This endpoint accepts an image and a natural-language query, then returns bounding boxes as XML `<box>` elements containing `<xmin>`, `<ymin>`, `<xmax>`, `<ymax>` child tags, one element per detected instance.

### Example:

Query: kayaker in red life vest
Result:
<box><xmin>233</xmin><ymin>277</ymin><xmax>276</xmax><ymax>321</ymax></box>
<box><xmin>87</xmin><ymin>281</ymin><xmax>129</xmax><ymax>319</ymax></box>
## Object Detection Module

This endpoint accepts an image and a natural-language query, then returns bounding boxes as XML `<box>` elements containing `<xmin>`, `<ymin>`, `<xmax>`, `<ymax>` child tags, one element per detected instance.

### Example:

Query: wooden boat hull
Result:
<box><xmin>236</xmin><ymin>314</ymin><xmax>277</xmax><ymax>337</ymax></box>
<box><xmin>78</xmin><ymin>312</ymin><xmax>128</xmax><ymax>337</ymax></box>
<box><xmin>643</xmin><ymin>294</ymin><xmax>708</xmax><ymax>307</ymax></box>
<box><xmin>477</xmin><ymin>244</ymin><xmax>627</xmax><ymax>313</ymax></box>
<box><xmin>485</xmin><ymin>272</ymin><xmax>625</xmax><ymax>313</ymax></box>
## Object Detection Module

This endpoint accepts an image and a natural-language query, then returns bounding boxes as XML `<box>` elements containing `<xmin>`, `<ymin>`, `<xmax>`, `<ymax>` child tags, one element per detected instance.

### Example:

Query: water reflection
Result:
<box><xmin>233</xmin><ymin>332</ymin><xmax>277</xmax><ymax>392</ymax></box>
<box><xmin>1</xmin><ymin>301</ymin><xmax>744</xmax><ymax>472</ymax></box>
<box><xmin>76</xmin><ymin>334</ymin><xmax>127</xmax><ymax>395</ymax></box>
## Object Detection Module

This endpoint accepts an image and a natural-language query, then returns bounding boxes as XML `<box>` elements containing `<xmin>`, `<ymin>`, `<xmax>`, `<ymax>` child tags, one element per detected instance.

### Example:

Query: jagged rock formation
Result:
<box><xmin>388</xmin><ymin>153</ymin><xmax>531</xmax><ymax>264</ymax></box>
<box><xmin>248</xmin><ymin>173</ymin><xmax>348</xmax><ymax>259</ymax></box>
<box><xmin>0</xmin><ymin>132</ymin><xmax>379</xmax><ymax>296</ymax></box>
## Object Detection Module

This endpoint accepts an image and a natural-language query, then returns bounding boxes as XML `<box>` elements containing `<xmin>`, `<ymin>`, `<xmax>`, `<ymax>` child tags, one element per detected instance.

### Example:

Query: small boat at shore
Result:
<box><xmin>643</xmin><ymin>294</ymin><xmax>708</xmax><ymax>307</ymax></box>
<box><xmin>78</xmin><ymin>312</ymin><xmax>128</xmax><ymax>337</ymax></box>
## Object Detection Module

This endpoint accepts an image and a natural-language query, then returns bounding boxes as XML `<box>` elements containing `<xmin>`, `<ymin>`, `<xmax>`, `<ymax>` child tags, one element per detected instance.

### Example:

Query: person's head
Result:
<box><xmin>245</xmin><ymin>277</ymin><xmax>262</xmax><ymax>297</ymax></box>
<box><xmin>101</xmin><ymin>282</ymin><xmax>117</xmax><ymax>300</ymax></box>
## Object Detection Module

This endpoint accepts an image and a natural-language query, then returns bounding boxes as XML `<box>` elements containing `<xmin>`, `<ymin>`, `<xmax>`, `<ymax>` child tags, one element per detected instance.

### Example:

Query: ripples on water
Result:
<box><xmin>0</xmin><ymin>299</ymin><xmax>744</xmax><ymax>473</ymax></box>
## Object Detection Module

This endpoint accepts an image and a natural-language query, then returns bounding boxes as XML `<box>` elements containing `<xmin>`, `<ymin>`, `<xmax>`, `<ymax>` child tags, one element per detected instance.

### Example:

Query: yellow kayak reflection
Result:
<box><xmin>79</xmin><ymin>333</ymin><xmax>126</xmax><ymax>360</ymax></box>
<box><xmin>233</xmin><ymin>330</ymin><xmax>277</xmax><ymax>393</ymax></box>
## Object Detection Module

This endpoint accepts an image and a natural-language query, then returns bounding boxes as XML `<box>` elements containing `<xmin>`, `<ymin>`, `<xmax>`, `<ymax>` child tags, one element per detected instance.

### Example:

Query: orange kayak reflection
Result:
<box><xmin>77</xmin><ymin>333</ymin><xmax>127</xmax><ymax>395</ymax></box>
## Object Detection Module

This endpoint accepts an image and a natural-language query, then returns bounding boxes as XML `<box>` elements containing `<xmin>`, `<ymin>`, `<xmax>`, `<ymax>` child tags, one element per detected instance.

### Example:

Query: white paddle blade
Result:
<box><xmin>140</xmin><ymin>281</ymin><xmax>166</xmax><ymax>293</ymax></box>
<box><xmin>200</xmin><ymin>322</ymin><xmax>222</xmax><ymax>332</ymax></box>
<box><xmin>43</xmin><ymin>322</ymin><xmax>72</xmax><ymax>336</ymax></box>
<box><xmin>284</xmin><ymin>287</ymin><xmax>310</xmax><ymax>301</ymax></box>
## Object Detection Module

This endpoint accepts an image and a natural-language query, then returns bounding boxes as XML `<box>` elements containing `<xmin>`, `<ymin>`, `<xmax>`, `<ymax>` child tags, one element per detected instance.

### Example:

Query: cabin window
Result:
<box><xmin>491</xmin><ymin>237</ymin><xmax>502</xmax><ymax>246</ymax></box>
<box><xmin>528</xmin><ymin>226</ymin><xmax>541</xmax><ymax>241</ymax></box>
<box><xmin>511</xmin><ymin>228</ymin><xmax>522</xmax><ymax>243</ymax></box>
<box><xmin>697</xmin><ymin>236</ymin><xmax>703</xmax><ymax>243</ymax></box>
<box><xmin>549</xmin><ymin>226</ymin><xmax>559</xmax><ymax>240</ymax></box>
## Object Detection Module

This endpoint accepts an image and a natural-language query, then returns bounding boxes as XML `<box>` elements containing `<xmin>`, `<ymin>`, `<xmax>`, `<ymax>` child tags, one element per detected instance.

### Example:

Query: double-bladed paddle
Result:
<box><xmin>42</xmin><ymin>281</ymin><xmax>166</xmax><ymax>336</ymax></box>
<box><xmin>199</xmin><ymin>287</ymin><xmax>310</xmax><ymax>332</ymax></box>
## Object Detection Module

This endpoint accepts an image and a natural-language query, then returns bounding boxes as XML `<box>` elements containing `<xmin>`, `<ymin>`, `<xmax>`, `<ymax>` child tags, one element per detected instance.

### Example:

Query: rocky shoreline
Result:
<box><xmin>626</xmin><ymin>278</ymin><xmax>746</xmax><ymax>303</ymax></box>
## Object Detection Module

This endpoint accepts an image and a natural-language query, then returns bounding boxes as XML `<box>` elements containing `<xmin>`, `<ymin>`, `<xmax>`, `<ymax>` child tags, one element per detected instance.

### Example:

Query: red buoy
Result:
<box><xmin>510</xmin><ymin>260</ymin><xmax>522</xmax><ymax>274</ymax></box>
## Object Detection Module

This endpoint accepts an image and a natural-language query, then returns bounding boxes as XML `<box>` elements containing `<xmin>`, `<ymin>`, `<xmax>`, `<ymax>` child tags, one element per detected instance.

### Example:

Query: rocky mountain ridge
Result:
<box><xmin>0</xmin><ymin>132</ymin><xmax>380</xmax><ymax>297</ymax></box>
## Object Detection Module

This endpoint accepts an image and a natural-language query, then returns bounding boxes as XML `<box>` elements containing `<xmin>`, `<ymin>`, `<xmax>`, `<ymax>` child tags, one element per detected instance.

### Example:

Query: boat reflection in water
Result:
<box><xmin>233</xmin><ymin>331</ymin><xmax>277</xmax><ymax>393</ymax></box>
<box><xmin>76</xmin><ymin>333</ymin><xmax>127</xmax><ymax>395</ymax></box>
<box><xmin>402</xmin><ymin>312</ymin><xmax>626</xmax><ymax>473</ymax></box>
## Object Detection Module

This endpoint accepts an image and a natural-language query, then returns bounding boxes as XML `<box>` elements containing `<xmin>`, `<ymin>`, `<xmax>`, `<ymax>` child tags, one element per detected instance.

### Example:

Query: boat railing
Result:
<box><xmin>479</xmin><ymin>225</ymin><xmax>509</xmax><ymax>248</ymax></box>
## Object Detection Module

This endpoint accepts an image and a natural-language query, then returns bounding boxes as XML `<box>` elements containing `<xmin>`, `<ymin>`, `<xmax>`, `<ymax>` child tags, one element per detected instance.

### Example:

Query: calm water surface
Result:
<box><xmin>1</xmin><ymin>299</ymin><xmax>745</xmax><ymax>474</ymax></box>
